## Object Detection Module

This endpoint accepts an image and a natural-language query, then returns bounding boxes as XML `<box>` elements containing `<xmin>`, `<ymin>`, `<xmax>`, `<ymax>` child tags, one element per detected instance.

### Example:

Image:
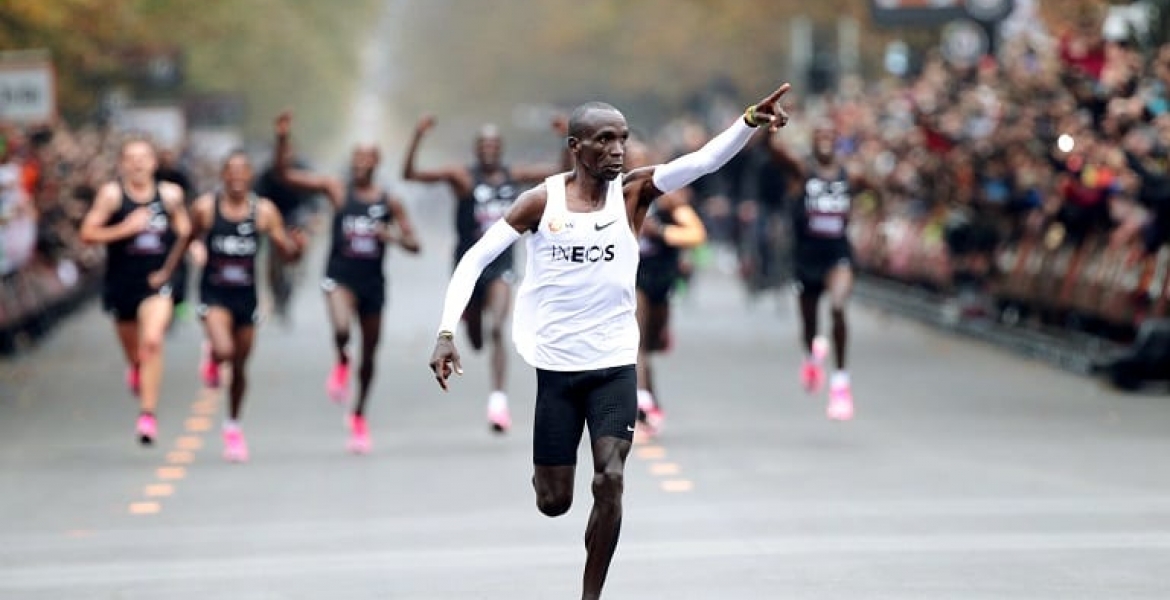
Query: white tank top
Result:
<box><xmin>512</xmin><ymin>173</ymin><xmax>640</xmax><ymax>371</ymax></box>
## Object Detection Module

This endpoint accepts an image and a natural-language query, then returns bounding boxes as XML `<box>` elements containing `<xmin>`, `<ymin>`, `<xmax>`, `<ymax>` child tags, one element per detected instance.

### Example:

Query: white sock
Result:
<box><xmin>637</xmin><ymin>389</ymin><xmax>655</xmax><ymax>411</ymax></box>
<box><xmin>488</xmin><ymin>391</ymin><xmax>508</xmax><ymax>412</ymax></box>
<box><xmin>811</xmin><ymin>336</ymin><xmax>829</xmax><ymax>362</ymax></box>
<box><xmin>223</xmin><ymin>419</ymin><xmax>240</xmax><ymax>431</ymax></box>
<box><xmin>831</xmin><ymin>371</ymin><xmax>849</xmax><ymax>388</ymax></box>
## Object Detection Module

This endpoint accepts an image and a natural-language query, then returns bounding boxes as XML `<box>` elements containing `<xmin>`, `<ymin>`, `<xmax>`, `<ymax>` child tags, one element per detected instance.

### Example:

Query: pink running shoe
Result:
<box><xmin>126</xmin><ymin>366</ymin><xmax>142</xmax><ymax>398</ymax></box>
<box><xmin>136</xmin><ymin>413</ymin><xmax>157</xmax><ymax>446</ymax></box>
<box><xmin>801</xmin><ymin>336</ymin><xmax>829</xmax><ymax>393</ymax></box>
<box><xmin>487</xmin><ymin>392</ymin><xmax>511</xmax><ymax>434</ymax></box>
<box><xmin>326</xmin><ymin>363</ymin><xmax>351</xmax><ymax>405</ymax></box>
<box><xmin>636</xmin><ymin>390</ymin><xmax>664</xmax><ymax>437</ymax></box>
<box><xmin>223</xmin><ymin>425</ymin><xmax>249</xmax><ymax>463</ymax></box>
<box><xmin>643</xmin><ymin>406</ymin><xmax>666</xmax><ymax>436</ymax></box>
<box><xmin>200</xmin><ymin>342</ymin><xmax>220</xmax><ymax>389</ymax></box>
<box><xmin>347</xmin><ymin>414</ymin><xmax>371</xmax><ymax>454</ymax></box>
<box><xmin>827</xmin><ymin>381</ymin><xmax>855</xmax><ymax>422</ymax></box>
<box><xmin>801</xmin><ymin>359</ymin><xmax>825</xmax><ymax>394</ymax></box>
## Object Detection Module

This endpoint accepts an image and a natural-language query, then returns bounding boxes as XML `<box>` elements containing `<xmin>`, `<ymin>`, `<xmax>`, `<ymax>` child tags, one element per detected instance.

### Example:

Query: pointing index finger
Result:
<box><xmin>765</xmin><ymin>83</ymin><xmax>792</xmax><ymax>105</ymax></box>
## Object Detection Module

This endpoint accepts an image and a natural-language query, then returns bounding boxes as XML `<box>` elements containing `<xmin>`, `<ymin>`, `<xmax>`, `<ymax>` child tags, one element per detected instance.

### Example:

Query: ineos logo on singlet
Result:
<box><xmin>147</xmin><ymin>212</ymin><xmax>168</xmax><ymax>231</ymax></box>
<box><xmin>343</xmin><ymin>215</ymin><xmax>381</xmax><ymax>236</ymax></box>
<box><xmin>473</xmin><ymin>182</ymin><xmax>515</xmax><ymax>233</ymax></box>
<box><xmin>342</xmin><ymin>213</ymin><xmax>384</xmax><ymax>257</ymax></box>
<box><xmin>212</xmin><ymin>235</ymin><xmax>257</xmax><ymax>256</ymax></box>
<box><xmin>550</xmin><ymin>244</ymin><xmax>616</xmax><ymax>263</ymax></box>
<box><xmin>805</xmin><ymin>177</ymin><xmax>850</xmax><ymax>237</ymax></box>
<box><xmin>130</xmin><ymin>207</ymin><xmax>170</xmax><ymax>254</ymax></box>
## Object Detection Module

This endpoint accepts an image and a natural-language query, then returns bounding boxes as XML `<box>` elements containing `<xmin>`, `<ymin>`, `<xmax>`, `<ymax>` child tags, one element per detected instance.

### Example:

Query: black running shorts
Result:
<box><xmin>794</xmin><ymin>239</ymin><xmax>853</xmax><ymax>296</ymax></box>
<box><xmin>103</xmin><ymin>283</ymin><xmax>172</xmax><ymax>323</ymax></box>
<box><xmin>321</xmin><ymin>276</ymin><xmax>386</xmax><ymax>316</ymax></box>
<box><xmin>533</xmin><ymin>365</ymin><xmax>637</xmax><ymax>466</ymax></box>
<box><xmin>198</xmin><ymin>287</ymin><xmax>258</xmax><ymax>328</ymax></box>
<box><xmin>636</xmin><ymin>265</ymin><xmax>676</xmax><ymax>306</ymax></box>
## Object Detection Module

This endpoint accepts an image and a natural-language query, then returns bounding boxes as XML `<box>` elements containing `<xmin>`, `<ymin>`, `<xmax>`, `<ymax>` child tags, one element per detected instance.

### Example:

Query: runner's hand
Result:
<box><xmin>289</xmin><ymin>227</ymin><xmax>308</xmax><ymax>260</ymax></box>
<box><xmin>551</xmin><ymin>113</ymin><xmax>569</xmax><ymax>135</ymax></box>
<box><xmin>748</xmin><ymin>83</ymin><xmax>792</xmax><ymax>132</ymax></box>
<box><xmin>416</xmin><ymin>115</ymin><xmax>437</xmax><ymax>135</ymax></box>
<box><xmin>147</xmin><ymin>269</ymin><xmax>170</xmax><ymax>291</ymax></box>
<box><xmin>375</xmin><ymin>221</ymin><xmax>398</xmax><ymax>244</ymax></box>
<box><xmin>188</xmin><ymin>240</ymin><xmax>207</xmax><ymax>268</ymax></box>
<box><xmin>122</xmin><ymin>207</ymin><xmax>153</xmax><ymax>235</ymax></box>
<box><xmin>275</xmin><ymin>110</ymin><xmax>293</xmax><ymax>136</ymax></box>
<box><xmin>429</xmin><ymin>337</ymin><xmax>463</xmax><ymax>391</ymax></box>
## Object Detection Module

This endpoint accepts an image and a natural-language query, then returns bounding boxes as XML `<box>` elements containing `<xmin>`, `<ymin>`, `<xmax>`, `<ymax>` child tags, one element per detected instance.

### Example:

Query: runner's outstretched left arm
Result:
<box><xmin>624</xmin><ymin>83</ymin><xmax>791</xmax><ymax>214</ymax></box>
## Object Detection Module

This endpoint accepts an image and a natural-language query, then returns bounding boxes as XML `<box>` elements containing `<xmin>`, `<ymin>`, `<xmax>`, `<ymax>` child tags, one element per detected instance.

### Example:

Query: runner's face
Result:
<box><xmin>222</xmin><ymin>155</ymin><xmax>253</xmax><ymax>197</ymax></box>
<box><xmin>120</xmin><ymin>141</ymin><xmax>157</xmax><ymax>185</ymax></box>
<box><xmin>351</xmin><ymin>146</ymin><xmax>379</xmax><ymax>182</ymax></box>
<box><xmin>476</xmin><ymin>135</ymin><xmax>502</xmax><ymax>169</ymax></box>
<box><xmin>573</xmin><ymin>110</ymin><xmax>628</xmax><ymax>181</ymax></box>
<box><xmin>814</xmin><ymin>129</ymin><xmax>835</xmax><ymax>163</ymax></box>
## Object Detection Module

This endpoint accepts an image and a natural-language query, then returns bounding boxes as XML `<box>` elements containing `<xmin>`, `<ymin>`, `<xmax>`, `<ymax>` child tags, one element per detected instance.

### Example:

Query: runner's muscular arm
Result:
<box><xmin>79</xmin><ymin>183</ymin><xmax>144</xmax><ymax>244</ymax></box>
<box><xmin>186</xmin><ymin>194</ymin><xmax>214</xmax><ymax>267</ymax></box>
<box><xmin>619</xmin><ymin>84</ymin><xmax>792</xmax><ymax>232</ymax></box>
<box><xmin>150</xmin><ymin>182</ymin><xmax>192</xmax><ymax>288</ymax></box>
<box><xmin>257</xmin><ymin>199</ymin><xmax>305</xmax><ymax>261</ymax></box>
<box><xmin>623</xmin><ymin>82</ymin><xmax>793</xmax><ymax>231</ymax></box>
<box><xmin>657</xmin><ymin>191</ymin><xmax>707</xmax><ymax>249</ymax></box>
<box><xmin>273</xmin><ymin>111</ymin><xmax>345</xmax><ymax>210</ymax></box>
<box><xmin>766</xmin><ymin>130</ymin><xmax>806</xmax><ymax>180</ymax></box>
<box><xmin>402</xmin><ymin>115</ymin><xmax>474</xmax><ymax>198</ymax></box>
<box><xmin>384</xmin><ymin>195</ymin><xmax>421</xmax><ymax>254</ymax></box>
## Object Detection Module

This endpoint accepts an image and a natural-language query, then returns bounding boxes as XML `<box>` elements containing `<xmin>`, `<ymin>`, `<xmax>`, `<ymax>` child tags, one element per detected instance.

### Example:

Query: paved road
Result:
<box><xmin>2</xmin><ymin>227</ymin><xmax>1170</xmax><ymax>599</ymax></box>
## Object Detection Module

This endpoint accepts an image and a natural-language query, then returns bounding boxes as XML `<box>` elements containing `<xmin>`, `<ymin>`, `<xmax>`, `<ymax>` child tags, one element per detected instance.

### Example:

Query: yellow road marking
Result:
<box><xmin>156</xmin><ymin>466</ymin><xmax>186</xmax><ymax>481</ymax></box>
<box><xmin>144</xmin><ymin>483</ymin><xmax>174</xmax><ymax>498</ymax></box>
<box><xmin>166</xmin><ymin>450</ymin><xmax>194</xmax><ymax>465</ymax></box>
<box><xmin>128</xmin><ymin>501</ymin><xmax>160</xmax><ymax>515</ymax></box>
<box><xmin>174</xmin><ymin>435</ymin><xmax>203</xmax><ymax>451</ymax></box>
<box><xmin>660</xmin><ymin>479</ymin><xmax>694</xmax><ymax>493</ymax></box>
<box><xmin>191</xmin><ymin>401</ymin><xmax>218</xmax><ymax>416</ymax></box>
<box><xmin>635</xmin><ymin>446</ymin><xmax>666</xmax><ymax>460</ymax></box>
<box><xmin>649</xmin><ymin>462</ymin><xmax>680</xmax><ymax>476</ymax></box>
<box><xmin>184</xmin><ymin>416</ymin><xmax>212</xmax><ymax>432</ymax></box>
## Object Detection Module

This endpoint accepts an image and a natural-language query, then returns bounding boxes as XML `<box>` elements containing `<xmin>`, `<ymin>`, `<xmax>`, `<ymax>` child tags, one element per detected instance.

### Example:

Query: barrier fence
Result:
<box><xmin>851</xmin><ymin>210</ymin><xmax>1170</xmax><ymax>345</ymax></box>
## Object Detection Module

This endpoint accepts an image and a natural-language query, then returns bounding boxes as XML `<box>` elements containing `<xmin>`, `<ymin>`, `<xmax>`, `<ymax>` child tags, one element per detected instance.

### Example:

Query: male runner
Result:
<box><xmin>189</xmin><ymin>150</ymin><xmax>304</xmax><ymax>462</ymax></box>
<box><xmin>767</xmin><ymin>120</ymin><xmax>866</xmax><ymax>421</ymax></box>
<box><xmin>274</xmin><ymin>112</ymin><xmax>420</xmax><ymax>453</ymax></box>
<box><xmin>429</xmin><ymin>83</ymin><xmax>790</xmax><ymax>599</ymax></box>
<box><xmin>627</xmin><ymin>139</ymin><xmax>707</xmax><ymax>437</ymax></box>
<box><xmin>404</xmin><ymin>115</ymin><xmax>566</xmax><ymax>433</ymax></box>
<box><xmin>80</xmin><ymin>138</ymin><xmax>190</xmax><ymax>446</ymax></box>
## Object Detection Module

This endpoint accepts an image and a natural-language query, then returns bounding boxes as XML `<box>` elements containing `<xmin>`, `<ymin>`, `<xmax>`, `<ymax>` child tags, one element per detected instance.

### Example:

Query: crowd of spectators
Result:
<box><xmin>656</xmin><ymin>10</ymin><xmax>1169</xmax><ymax>336</ymax></box>
<box><xmin>0</xmin><ymin>122</ymin><xmax>115</xmax><ymax>353</ymax></box>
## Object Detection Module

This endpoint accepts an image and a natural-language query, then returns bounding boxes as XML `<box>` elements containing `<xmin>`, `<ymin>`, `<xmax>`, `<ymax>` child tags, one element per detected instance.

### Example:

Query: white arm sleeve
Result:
<box><xmin>651</xmin><ymin>119</ymin><xmax>756</xmax><ymax>194</ymax></box>
<box><xmin>437</xmin><ymin>219</ymin><xmax>522</xmax><ymax>335</ymax></box>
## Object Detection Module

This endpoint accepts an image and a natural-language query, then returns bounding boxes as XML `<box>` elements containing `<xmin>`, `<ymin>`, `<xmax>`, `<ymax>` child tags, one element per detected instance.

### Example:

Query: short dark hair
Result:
<box><xmin>119</xmin><ymin>136</ymin><xmax>156</xmax><ymax>158</ymax></box>
<box><xmin>568</xmin><ymin>101</ymin><xmax>621</xmax><ymax>138</ymax></box>
<box><xmin>222</xmin><ymin>147</ymin><xmax>250</xmax><ymax>168</ymax></box>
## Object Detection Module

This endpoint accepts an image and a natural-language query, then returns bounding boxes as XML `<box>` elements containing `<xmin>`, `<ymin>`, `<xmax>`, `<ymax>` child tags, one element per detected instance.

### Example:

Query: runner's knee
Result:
<box><xmin>212</xmin><ymin>341</ymin><xmax>235</xmax><ymax>364</ymax></box>
<box><xmin>537</xmin><ymin>489</ymin><xmax>572</xmax><ymax>517</ymax></box>
<box><xmin>591</xmin><ymin>469</ymin><xmax>624</xmax><ymax>505</ymax></box>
